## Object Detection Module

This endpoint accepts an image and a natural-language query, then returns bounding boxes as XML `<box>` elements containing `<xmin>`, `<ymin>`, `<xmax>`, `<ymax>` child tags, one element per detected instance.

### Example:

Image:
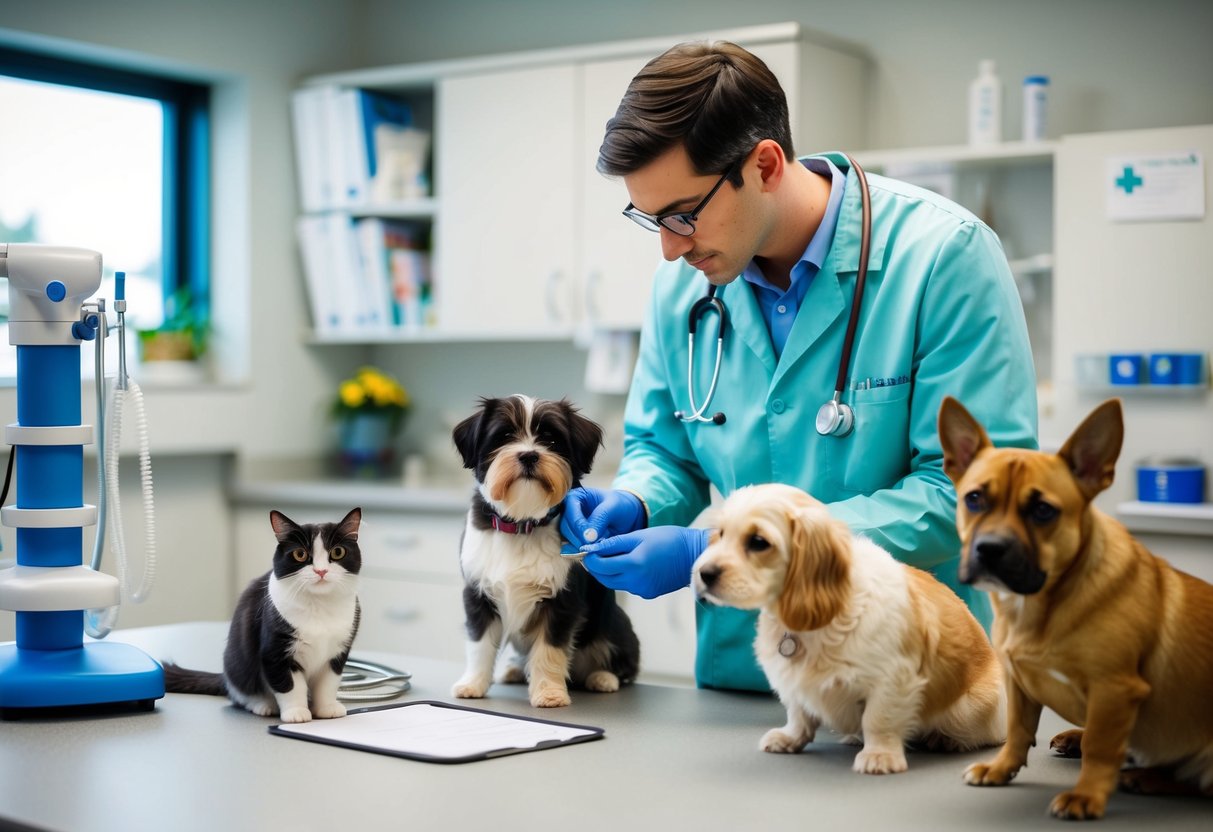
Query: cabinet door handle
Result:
<box><xmin>584</xmin><ymin>270</ymin><xmax>601</xmax><ymax>325</ymax></box>
<box><xmin>545</xmin><ymin>270</ymin><xmax>567</xmax><ymax>324</ymax></box>
<box><xmin>384</xmin><ymin>604</ymin><xmax>421</xmax><ymax>622</ymax></box>
<box><xmin>381</xmin><ymin>533</ymin><xmax>424</xmax><ymax>551</ymax></box>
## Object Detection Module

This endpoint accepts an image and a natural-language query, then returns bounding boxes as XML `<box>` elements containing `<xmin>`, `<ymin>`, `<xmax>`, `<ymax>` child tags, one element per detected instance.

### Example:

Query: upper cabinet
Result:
<box><xmin>292</xmin><ymin>22</ymin><xmax>869</xmax><ymax>343</ymax></box>
<box><xmin>435</xmin><ymin>63</ymin><xmax>580</xmax><ymax>335</ymax></box>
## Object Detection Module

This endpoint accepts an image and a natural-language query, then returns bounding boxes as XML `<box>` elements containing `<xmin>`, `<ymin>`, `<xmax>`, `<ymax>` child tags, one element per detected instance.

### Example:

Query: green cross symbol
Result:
<box><xmin>1116</xmin><ymin>166</ymin><xmax>1143</xmax><ymax>194</ymax></box>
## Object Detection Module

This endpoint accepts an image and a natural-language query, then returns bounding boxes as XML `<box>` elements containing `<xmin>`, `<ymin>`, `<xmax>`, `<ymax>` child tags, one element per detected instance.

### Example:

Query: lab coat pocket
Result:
<box><xmin>836</xmin><ymin>383</ymin><xmax>912</xmax><ymax>495</ymax></box>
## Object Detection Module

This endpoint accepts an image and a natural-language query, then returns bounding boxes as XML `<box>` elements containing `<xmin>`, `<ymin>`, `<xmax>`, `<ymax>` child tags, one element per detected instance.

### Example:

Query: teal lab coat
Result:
<box><xmin>613</xmin><ymin>152</ymin><xmax>1038</xmax><ymax>691</ymax></box>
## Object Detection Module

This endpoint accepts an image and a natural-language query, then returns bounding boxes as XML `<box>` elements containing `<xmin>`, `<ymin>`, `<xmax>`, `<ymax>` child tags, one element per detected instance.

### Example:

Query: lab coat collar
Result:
<box><xmin>719</xmin><ymin>278</ymin><xmax>777</xmax><ymax>374</ymax></box>
<box><xmin>812</xmin><ymin>152</ymin><xmax>890</xmax><ymax>275</ymax></box>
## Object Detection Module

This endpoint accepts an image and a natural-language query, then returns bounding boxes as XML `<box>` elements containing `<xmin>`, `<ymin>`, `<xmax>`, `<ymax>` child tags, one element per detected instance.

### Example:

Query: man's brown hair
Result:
<box><xmin>598</xmin><ymin>40</ymin><xmax>794</xmax><ymax>187</ymax></box>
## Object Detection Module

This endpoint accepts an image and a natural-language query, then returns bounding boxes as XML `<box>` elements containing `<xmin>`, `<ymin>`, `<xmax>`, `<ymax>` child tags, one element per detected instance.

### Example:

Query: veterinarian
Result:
<box><xmin>561</xmin><ymin>40</ymin><xmax>1039</xmax><ymax>691</ymax></box>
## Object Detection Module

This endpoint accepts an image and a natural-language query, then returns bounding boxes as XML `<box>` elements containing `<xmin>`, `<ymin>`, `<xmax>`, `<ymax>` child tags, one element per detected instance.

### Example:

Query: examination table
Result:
<box><xmin>1</xmin><ymin>621</ymin><xmax>1208</xmax><ymax>831</ymax></box>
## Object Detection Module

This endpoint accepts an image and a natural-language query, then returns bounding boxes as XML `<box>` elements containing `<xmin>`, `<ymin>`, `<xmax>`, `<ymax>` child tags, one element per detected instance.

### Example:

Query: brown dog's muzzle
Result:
<box><xmin>963</xmin><ymin>533</ymin><xmax>1048</xmax><ymax>594</ymax></box>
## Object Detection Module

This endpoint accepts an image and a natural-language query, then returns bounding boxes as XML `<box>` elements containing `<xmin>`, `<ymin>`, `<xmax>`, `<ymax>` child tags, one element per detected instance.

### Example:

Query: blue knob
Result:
<box><xmin>115</xmin><ymin>271</ymin><xmax>126</xmax><ymax>301</ymax></box>
<box><xmin>46</xmin><ymin>280</ymin><xmax>67</xmax><ymax>302</ymax></box>
<box><xmin>72</xmin><ymin>320</ymin><xmax>98</xmax><ymax>341</ymax></box>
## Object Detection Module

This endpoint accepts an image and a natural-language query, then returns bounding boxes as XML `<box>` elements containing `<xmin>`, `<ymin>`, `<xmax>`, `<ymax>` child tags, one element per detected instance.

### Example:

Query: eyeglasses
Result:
<box><xmin>622</xmin><ymin>160</ymin><xmax>740</xmax><ymax>237</ymax></box>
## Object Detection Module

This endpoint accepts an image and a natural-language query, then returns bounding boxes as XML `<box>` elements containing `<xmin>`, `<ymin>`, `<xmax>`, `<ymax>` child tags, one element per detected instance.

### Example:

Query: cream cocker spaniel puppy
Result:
<box><xmin>692</xmin><ymin>483</ymin><xmax>1005</xmax><ymax>774</ymax></box>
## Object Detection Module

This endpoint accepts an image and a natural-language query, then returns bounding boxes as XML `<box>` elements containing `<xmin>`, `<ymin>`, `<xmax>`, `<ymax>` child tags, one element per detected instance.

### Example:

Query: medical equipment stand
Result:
<box><xmin>0</xmin><ymin>243</ymin><xmax>163</xmax><ymax>718</ymax></box>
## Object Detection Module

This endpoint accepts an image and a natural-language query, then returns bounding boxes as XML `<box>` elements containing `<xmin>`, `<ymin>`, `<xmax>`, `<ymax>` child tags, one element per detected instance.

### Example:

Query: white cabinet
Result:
<box><xmin>578</xmin><ymin>54</ymin><xmax>660</xmax><ymax>331</ymax></box>
<box><xmin>296</xmin><ymin>22</ymin><xmax>868</xmax><ymax>341</ymax></box>
<box><xmin>435</xmin><ymin>64</ymin><xmax>580</xmax><ymax>335</ymax></box>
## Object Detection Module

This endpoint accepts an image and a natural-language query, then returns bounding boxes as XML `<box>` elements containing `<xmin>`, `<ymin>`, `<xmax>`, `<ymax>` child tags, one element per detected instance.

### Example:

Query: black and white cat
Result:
<box><xmin>162</xmin><ymin>507</ymin><xmax>362</xmax><ymax>723</ymax></box>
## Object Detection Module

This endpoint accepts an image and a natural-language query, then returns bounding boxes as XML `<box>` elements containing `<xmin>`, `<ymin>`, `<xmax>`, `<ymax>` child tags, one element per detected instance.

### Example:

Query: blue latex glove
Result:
<box><xmin>561</xmin><ymin>488</ymin><xmax>646</xmax><ymax>548</ymax></box>
<box><xmin>581</xmin><ymin>526</ymin><xmax>710</xmax><ymax>599</ymax></box>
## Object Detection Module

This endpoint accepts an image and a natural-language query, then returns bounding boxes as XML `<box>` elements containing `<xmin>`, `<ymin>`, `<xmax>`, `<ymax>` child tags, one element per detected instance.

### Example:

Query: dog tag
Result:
<box><xmin>779</xmin><ymin>633</ymin><xmax>800</xmax><ymax>658</ymax></box>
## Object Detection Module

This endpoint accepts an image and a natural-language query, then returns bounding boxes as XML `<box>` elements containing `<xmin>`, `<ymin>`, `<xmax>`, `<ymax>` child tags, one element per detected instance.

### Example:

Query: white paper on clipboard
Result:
<box><xmin>269</xmin><ymin>700</ymin><xmax>603</xmax><ymax>763</ymax></box>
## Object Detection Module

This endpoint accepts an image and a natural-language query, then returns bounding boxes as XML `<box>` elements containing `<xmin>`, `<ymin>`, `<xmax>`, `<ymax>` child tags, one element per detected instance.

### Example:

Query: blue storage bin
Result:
<box><xmin>1109</xmin><ymin>354</ymin><xmax>1145</xmax><ymax>386</ymax></box>
<box><xmin>1136</xmin><ymin>459</ymin><xmax>1206</xmax><ymax>504</ymax></box>
<box><xmin>1149</xmin><ymin>352</ymin><xmax>1205</xmax><ymax>385</ymax></box>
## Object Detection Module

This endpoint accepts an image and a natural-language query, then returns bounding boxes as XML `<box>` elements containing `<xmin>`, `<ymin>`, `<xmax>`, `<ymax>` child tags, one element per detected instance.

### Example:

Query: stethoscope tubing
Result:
<box><xmin>678</xmin><ymin>290</ymin><xmax>727</xmax><ymax>424</ymax></box>
<box><xmin>677</xmin><ymin>155</ymin><xmax>873</xmax><ymax>434</ymax></box>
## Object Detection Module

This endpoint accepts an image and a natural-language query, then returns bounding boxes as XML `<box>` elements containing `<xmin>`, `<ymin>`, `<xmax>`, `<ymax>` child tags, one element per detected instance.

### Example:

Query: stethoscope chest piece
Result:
<box><xmin>815</xmin><ymin>395</ymin><xmax>855</xmax><ymax>438</ymax></box>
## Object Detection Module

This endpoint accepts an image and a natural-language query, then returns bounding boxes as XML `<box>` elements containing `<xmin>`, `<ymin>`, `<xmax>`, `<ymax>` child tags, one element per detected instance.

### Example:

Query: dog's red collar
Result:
<box><xmin>489</xmin><ymin>505</ymin><xmax>562</xmax><ymax>535</ymax></box>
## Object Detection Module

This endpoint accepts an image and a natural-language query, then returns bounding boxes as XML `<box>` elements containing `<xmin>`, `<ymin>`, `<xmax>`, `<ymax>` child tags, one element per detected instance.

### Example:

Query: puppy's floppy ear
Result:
<box><xmin>560</xmin><ymin>398</ymin><xmax>604</xmax><ymax>480</ymax></box>
<box><xmin>452</xmin><ymin>397</ymin><xmax>499</xmax><ymax>470</ymax></box>
<box><xmin>1058</xmin><ymin>398</ymin><xmax>1124</xmax><ymax>501</ymax></box>
<box><xmin>938</xmin><ymin>396</ymin><xmax>992</xmax><ymax>483</ymax></box>
<box><xmin>778</xmin><ymin>506</ymin><xmax>853</xmax><ymax>632</ymax></box>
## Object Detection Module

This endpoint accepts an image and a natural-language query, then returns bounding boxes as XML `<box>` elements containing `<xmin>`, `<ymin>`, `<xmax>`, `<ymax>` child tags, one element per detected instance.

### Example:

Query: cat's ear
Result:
<box><xmin>337</xmin><ymin>507</ymin><xmax>362</xmax><ymax>539</ymax></box>
<box><xmin>269</xmin><ymin>510</ymin><xmax>298</xmax><ymax>540</ymax></box>
<box><xmin>452</xmin><ymin>397</ymin><xmax>498</xmax><ymax>469</ymax></box>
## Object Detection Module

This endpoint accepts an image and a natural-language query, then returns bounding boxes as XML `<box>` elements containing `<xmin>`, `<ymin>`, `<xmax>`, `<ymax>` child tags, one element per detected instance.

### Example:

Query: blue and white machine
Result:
<box><xmin>0</xmin><ymin>243</ymin><xmax>163</xmax><ymax>718</ymax></box>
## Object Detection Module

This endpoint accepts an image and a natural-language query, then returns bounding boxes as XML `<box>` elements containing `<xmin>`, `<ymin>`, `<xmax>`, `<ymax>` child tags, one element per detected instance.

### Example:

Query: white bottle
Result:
<box><xmin>1022</xmin><ymin>75</ymin><xmax>1049</xmax><ymax>142</ymax></box>
<box><xmin>968</xmin><ymin>60</ymin><xmax>1002</xmax><ymax>146</ymax></box>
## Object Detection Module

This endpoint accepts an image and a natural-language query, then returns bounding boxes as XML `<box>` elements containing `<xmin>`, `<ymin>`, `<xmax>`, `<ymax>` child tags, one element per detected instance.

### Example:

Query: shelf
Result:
<box><xmin>305</xmin><ymin>327</ymin><xmax>577</xmax><ymax>345</ymax></box>
<box><xmin>346</xmin><ymin>197</ymin><xmax>436</xmax><ymax>220</ymax></box>
<box><xmin>1077</xmin><ymin>384</ymin><xmax>1209</xmax><ymax>396</ymax></box>
<box><xmin>1116</xmin><ymin>501</ymin><xmax>1213</xmax><ymax>537</ymax></box>
<box><xmin>853</xmin><ymin>140</ymin><xmax>1057</xmax><ymax>171</ymax></box>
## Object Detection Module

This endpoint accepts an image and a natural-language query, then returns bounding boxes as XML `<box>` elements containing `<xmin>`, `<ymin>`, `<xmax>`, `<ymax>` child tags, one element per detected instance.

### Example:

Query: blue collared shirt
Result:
<box><xmin>741</xmin><ymin>156</ymin><xmax>846</xmax><ymax>358</ymax></box>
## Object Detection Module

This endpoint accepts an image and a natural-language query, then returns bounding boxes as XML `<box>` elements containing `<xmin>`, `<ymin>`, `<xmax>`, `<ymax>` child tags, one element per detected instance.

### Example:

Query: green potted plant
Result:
<box><xmin>137</xmin><ymin>287</ymin><xmax>209</xmax><ymax>363</ymax></box>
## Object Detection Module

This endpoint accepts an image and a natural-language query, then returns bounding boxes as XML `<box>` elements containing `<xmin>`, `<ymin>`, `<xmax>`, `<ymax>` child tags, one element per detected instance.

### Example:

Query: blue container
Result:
<box><xmin>1136</xmin><ymin>459</ymin><xmax>1206</xmax><ymax>503</ymax></box>
<box><xmin>1175</xmin><ymin>353</ymin><xmax>1205</xmax><ymax>385</ymax></box>
<box><xmin>1109</xmin><ymin>354</ymin><xmax>1145</xmax><ymax>386</ymax></box>
<box><xmin>1148</xmin><ymin>354</ymin><xmax>1181</xmax><ymax>385</ymax></box>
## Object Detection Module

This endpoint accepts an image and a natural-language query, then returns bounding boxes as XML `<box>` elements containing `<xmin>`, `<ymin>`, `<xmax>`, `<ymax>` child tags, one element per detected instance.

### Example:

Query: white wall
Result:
<box><xmin>359</xmin><ymin>0</ymin><xmax>1213</xmax><ymax>149</ymax></box>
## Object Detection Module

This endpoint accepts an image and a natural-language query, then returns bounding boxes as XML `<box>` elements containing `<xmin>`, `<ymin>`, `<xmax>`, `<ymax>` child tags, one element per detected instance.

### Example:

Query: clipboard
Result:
<box><xmin>268</xmin><ymin>700</ymin><xmax>604</xmax><ymax>764</ymax></box>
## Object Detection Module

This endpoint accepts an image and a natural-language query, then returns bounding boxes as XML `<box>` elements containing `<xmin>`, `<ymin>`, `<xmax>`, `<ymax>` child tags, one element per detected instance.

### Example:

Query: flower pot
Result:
<box><xmin>335</xmin><ymin>411</ymin><xmax>401</xmax><ymax>479</ymax></box>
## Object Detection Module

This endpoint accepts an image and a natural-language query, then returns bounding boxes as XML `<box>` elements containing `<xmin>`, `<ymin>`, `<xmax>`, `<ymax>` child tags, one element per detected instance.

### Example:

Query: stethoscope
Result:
<box><xmin>674</xmin><ymin>155</ymin><xmax>873</xmax><ymax>438</ymax></box>
<box><xmin>337</xmin><ymin>657</ymin><xmax>412</xmax><ymax>702</ymax></box>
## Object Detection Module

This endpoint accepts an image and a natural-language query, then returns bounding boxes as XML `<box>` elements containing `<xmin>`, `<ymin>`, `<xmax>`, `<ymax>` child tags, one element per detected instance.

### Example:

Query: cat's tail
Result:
<box><xmin>161</xmin><ymin>661</ymin><xmax>227</xmax><ymax>696</ymax></box>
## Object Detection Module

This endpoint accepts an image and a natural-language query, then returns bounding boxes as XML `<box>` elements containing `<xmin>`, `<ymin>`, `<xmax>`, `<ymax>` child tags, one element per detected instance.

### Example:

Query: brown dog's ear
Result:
<box><xmin>938</xmin><ymin>396</ymin><xmax>992</xmax><ymax>483</ymax></box>
<box><xmin>779</xmin><ymin>507</ymin><xmax>852</xmax><ymax>632</ymax></box>
<box><xmin>1058</xmin><ymin>398</ymin><xmax>1124</xmax><ymax>500</ymax></box>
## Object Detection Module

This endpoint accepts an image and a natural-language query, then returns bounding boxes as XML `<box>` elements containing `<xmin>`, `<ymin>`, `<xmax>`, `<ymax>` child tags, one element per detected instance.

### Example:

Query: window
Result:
<box><xmin>0</xmin><ymin>45</ymin><xmax>209</xmax><ymax>379</ymax></box>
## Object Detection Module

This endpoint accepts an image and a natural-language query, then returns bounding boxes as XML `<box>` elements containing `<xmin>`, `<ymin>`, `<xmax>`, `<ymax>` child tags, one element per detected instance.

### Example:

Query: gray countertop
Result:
<box><xmin>1</xmin><ymin>622</ymin><xmax>1208</xmax><ymax>832</ymax></box>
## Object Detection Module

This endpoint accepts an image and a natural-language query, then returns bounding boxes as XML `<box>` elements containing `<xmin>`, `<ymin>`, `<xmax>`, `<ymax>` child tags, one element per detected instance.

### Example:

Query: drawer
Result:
<box><xmin>358</xmin><ymin>509</ymin><xmax>466</xmax><ymax>581</ymax></box>
<box><xmin>354</xmin><ymin>574</ymin><xmax>468</xmax><ymax>662</ymax></box>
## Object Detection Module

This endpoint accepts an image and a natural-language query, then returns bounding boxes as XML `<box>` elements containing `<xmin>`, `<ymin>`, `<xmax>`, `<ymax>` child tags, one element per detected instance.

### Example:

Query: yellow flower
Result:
<box><xmin>333</xmin><ymin>366</ymin><xmax>409</xmax><ymax>419</ymax></box>
<box><xmin>339</xmin><ymin>380</ymin><xmax>367</xmax><ymax>408</ymax></box>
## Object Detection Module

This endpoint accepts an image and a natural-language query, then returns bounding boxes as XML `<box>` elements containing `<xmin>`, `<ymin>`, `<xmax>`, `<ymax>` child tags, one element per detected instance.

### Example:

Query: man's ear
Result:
<box><xmin>753</xmin><ymin>139</ymin><xmax>786</xmax><ymax>193</ymax></box>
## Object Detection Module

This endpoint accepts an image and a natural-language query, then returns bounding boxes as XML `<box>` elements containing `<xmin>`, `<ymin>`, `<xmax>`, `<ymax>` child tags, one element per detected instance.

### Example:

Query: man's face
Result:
<box><xmin>622</xmin><ymin>145</ymin><xmax>761</xmax><ymax>286</ymax></box>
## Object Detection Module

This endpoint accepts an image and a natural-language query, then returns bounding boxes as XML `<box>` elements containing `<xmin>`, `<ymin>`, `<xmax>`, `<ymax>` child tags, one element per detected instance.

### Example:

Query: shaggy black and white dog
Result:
<box><xmin>450</xmin><ymin>395</ymin><xmax>640</xmax><ymax>708</ymax></box>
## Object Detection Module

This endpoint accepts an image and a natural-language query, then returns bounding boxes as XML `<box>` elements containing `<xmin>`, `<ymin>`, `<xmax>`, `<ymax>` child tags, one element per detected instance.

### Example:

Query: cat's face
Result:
<box><xmin>268</xmin><ymin>507</ymin><xmax>362</xmax><ymax>593</ymax></box>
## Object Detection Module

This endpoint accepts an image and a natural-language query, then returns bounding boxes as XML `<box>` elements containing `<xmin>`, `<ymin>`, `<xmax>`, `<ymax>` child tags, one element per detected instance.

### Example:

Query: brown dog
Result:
<box><xmin>939</xmin><ymin>396</ymin><xmax>1213</xmax><ymax>819</ymax></box>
